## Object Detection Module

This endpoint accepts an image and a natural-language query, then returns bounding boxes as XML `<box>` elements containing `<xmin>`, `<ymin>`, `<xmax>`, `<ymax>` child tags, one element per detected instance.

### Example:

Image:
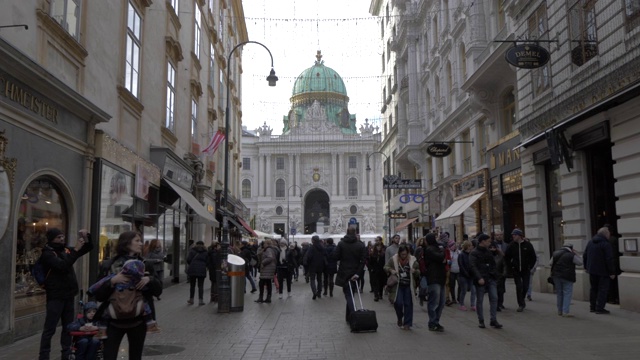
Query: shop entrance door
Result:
<box><xmin>585</xmin><ymin>140</ymin><xmax>619</xmax><ymax>303</ymax></box>
<box><xmin>585</xmin><ymin>141</ymin><xmax>618</xmax><ymax>234</ymax></box>
<box><xmin>503</xmin><ymin>191</ymin><xmax>524</xmax><ymax>240</ymax></box>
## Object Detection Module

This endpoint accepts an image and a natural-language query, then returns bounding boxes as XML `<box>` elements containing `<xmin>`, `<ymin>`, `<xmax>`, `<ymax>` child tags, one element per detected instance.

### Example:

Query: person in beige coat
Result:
<box><xmin>384</xmin><ymin>245</ymin><xmax>420</xmax><ymax>330</ymax></box>
<box><xmin>255</xmin><ymin>239</ymin><xmax>278</xmax><ymax>303</ymax></box>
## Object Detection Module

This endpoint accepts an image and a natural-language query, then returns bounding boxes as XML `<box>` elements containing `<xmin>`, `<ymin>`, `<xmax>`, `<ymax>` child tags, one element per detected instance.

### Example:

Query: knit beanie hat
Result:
<box><xmin>46</xmin><ymin>228</ymin><xmax>64</xmax><ymax>242</ymax></box>
<box><xmin>84</xmin><ymin>301</ymin><xmax>98</xmax><ymax>312</ymax></box>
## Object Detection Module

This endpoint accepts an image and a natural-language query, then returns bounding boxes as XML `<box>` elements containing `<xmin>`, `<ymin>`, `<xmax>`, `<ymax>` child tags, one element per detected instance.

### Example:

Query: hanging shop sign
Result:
<box><xmin>504</xmin><ymin>44</ymin><xmax>551</xmax><ymax>69</ymax></box>
<box><xmin>426</xmin><ymin>143</ymin><xmax>452</xmax><ymax>158</ymax></box>
<box><xmin>399</xmin><ymin>194</ymin><xmax>425</xmax><ymax>204</ymax></box>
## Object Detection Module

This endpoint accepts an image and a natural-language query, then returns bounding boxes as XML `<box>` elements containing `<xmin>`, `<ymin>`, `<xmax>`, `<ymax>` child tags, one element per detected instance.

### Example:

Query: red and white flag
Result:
<box><xmin>202</xmin><ymin>130</ymin><xmax>226</xmax><ymax>155</ymax></box>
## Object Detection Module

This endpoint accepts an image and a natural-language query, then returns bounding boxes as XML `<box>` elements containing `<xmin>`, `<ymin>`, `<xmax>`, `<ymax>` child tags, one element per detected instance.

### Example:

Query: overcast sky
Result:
<box><xmin>240</xmin><ymin>0</ymin><xmax>382</xmax><ymax>135</ymax></box>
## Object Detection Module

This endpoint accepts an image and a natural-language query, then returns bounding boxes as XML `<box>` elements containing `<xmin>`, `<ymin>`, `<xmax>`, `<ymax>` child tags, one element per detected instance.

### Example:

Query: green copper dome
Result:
<box><xmin>291</xmin><ymin>52</ymin><xmax>347</xmax><ymax>97</ymax></box>
<box><xmin>283</xmin><ymin>52</ymin><xmax>356</xmax><ymax>135</ymax></box>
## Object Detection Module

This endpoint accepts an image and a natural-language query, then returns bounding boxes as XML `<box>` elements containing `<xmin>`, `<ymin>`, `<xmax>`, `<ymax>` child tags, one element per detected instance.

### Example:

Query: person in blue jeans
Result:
<box><xmin>384</xmin><ymin>245</ymin><xmax>419</xmax><ymax>330</ymax></box>
<box><xmin>457</xmin><ymin>240</ymin><xmax>477</xmax><ymax>311</ymax></box>
<box><xmin>551</xmin><ymin>243</ymin><xmax>583</xmax><ymax>316</ymax></box>
<box><xmin>469</xmin><ymin>235</ymin><xmax>503</xmax><ymax>329</ymax></box>
<box><xmin>424</xmin><ymin>233</ymin><xmax>447</xmax><ymax>332</ymax></box>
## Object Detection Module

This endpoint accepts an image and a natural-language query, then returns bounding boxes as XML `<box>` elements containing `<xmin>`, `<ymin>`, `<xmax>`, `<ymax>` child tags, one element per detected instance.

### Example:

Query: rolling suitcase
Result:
<box><xmin>348</xmin><ymin>281</ymin><xmax>378</xmax><ymax>332</ymax></box>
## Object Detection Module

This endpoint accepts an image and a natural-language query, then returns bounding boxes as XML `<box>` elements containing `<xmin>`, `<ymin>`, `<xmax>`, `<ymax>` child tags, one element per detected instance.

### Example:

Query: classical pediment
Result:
<box><xmin>289</xmin><ymin>100</ymin><xmax>342</xmax><ymax>135</ymax></box>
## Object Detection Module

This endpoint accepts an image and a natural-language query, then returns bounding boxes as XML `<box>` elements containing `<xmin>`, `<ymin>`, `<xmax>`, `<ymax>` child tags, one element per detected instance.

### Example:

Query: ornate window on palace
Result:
<box><xmin>275</xmin><ymin>179</ymin><xmax>285</xmax><ymax>198</ymax></box>
<box><xmin>348</xmin><ymin>178</ymin><xmax>358</xmax><ymax>197</ymax></box>
<box><xmin>348</xmin><ymin>156</ymin><xmax>357</xmax><ymax>169</ymax></box>
<box><xmin>242</xmin><ymin>179</ymin><xmax>251</xmax><ymax>198</ymax></box>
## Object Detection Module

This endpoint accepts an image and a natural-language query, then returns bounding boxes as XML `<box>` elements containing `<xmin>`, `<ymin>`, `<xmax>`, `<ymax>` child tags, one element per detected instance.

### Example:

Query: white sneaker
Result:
<box><xmin>279</xmin><ymin>293</ymin><xmax>283</xmax><ymax>299</ymax></box>
<box><xmin>288</xmin><ymin>292</ymin><xmax>292</xmax><ymax>297</ymax></box>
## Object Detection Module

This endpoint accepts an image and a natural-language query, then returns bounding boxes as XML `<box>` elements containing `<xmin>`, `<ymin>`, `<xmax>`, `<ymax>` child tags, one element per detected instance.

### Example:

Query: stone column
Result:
<box><xmin>257</xmin><ymin>153</ymin><xmax>263</xmax><ymax>197</ymax></box>
<box><xmin>266</xmin><ymin>154</ymin><xmax>271</xmax><ymax>197</ymax></box>
<box><xmin>338</xmin><ymin>153</ymin><xmax>344</xmax><ymax>195</ymax></box>
<box><xmin>332</xmin><ymin>153</ymin><xmax>338</xmax><ymax>195</ymax></box>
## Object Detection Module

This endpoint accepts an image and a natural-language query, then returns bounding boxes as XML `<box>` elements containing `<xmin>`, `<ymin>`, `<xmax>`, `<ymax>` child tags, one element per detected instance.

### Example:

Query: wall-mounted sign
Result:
<box><xmin>383</xmin><ymin>175</ymin><xmax>422</xmax><ymax>189</ymax></box>
<box><xmin>389</xmin><ymin>212</ymin><xmax>407</xmax><ymax>219</ymax></box>
<box><xmin>426</xmin><ymin>143</ymin><xmax>452</xmax><ymax>157</ymax></box>
<box><xmin>504</xmin><ymin>44</ymin><xmax>550</xmax><ymax>69</ymax></box>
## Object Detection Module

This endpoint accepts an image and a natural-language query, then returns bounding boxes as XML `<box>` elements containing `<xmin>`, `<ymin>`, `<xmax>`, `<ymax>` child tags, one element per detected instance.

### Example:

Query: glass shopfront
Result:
<box><xmin>14</xmin><ymin>177</ymin><xmax>68</xmax><ymax>317</ymax></box>
<box><xmin>95</xmin><ymin>163</ymin><xmax>188</xmax><ymax>283</ymax></box>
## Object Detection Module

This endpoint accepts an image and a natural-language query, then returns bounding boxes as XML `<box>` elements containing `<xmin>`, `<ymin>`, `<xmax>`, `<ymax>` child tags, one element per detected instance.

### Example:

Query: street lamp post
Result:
<box><xmin>286</xmin><ymin>184</ymin><xmax>302</xmax><ymax>244</ymax></box>
<box><xmin>366</xmin><ymin>151</ymin><xmax>391</xmax><ymax>242</ymax></box>
<box><xmin>220</xmin><ymin>41</ymin><xmax>277</xmax><ymax>313</ymax></box>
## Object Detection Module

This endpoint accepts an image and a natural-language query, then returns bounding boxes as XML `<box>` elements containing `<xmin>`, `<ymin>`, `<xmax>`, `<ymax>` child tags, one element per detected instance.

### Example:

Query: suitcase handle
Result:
<box><xmin>348</xmin><ymin>280</ymin><xmax>365</xmax><ymax>311</ymax></box>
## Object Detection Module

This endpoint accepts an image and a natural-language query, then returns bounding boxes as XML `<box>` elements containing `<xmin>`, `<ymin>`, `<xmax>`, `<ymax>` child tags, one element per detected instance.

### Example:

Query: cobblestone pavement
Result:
<box><xmin>3</xmin><ymin>274</ymin><xmax>640</xmax><ymax>359</ymax></box>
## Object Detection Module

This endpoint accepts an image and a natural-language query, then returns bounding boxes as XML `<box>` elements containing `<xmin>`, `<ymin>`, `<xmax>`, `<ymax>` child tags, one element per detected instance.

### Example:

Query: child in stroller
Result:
<box><xmin>66</xmin><ymin>301</ymin><xmax>103</xmax><ymax>360</ymax></box>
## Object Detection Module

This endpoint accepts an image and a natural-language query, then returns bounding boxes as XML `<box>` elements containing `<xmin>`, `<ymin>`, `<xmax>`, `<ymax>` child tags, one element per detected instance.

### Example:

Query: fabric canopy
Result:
<box><xmin>237</xmin><ymin>216</ymin><xmax>257</xmax><ymax>237</ymax></box>
<box><xmin>435</xmin><ymin>192</ymin><xmax>485</xmax><ymax>222</ymax></box>
<box><xmin>164</xmin><ymin>180</ymin><xmax>218</xmax><ymax>226</ymax></box>
<box><xmin>394</xmin><ymin>217</ymin><xmax>418</xmax><ymax>232</ymax></box>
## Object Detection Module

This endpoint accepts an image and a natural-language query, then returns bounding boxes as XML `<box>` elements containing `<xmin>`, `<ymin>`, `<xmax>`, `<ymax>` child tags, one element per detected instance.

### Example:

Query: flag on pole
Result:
<box><xmin>202</xmin><ymin>130</ymin><xmax>225</xmax><ymax>155</ymax></box>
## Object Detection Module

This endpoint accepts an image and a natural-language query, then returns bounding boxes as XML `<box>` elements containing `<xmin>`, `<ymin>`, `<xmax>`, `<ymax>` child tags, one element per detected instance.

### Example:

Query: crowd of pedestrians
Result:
<box><xmin>35</xmin><ymin>222</ymin><xmax>620</xmax><ymax>359</ymax></box>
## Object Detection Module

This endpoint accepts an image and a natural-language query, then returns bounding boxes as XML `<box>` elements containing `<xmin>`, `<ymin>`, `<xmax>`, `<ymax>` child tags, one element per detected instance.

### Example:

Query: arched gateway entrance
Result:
<box><xmin>304</xmin><ymin>189</ymin><xmax>330</xmax><ymax>234</ymax></box>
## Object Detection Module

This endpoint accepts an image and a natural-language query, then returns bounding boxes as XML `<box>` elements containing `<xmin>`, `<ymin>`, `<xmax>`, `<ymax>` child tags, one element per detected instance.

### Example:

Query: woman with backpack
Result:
<box><xmin>90</xmin><ymin>231</ymin><xmax>162</xmax><ymax>360</ymax></box>
<box><xmin>186</xmin><ymin>240</ymin><xmax>209</xmax><ymax>305</ymax></box>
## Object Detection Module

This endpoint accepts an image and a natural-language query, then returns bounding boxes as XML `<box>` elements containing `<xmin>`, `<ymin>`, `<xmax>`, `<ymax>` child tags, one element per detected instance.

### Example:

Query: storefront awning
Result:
<box><xmin>225</xmin><ymin>217</ymin><xmax>248</xmax><ymax>235</ymax></box>
<box><xmin>435</xmin><ymin>192</ymin><xmax>485</xmax><ymax>222</ymax></box>
<box><xmin>164</xmin><ymin>180</ymin><xmax>219</xmax><ymax>226</ymax></box>
<box><xmin>237</xmin><ymin>216</ymin><xmax>257</xmax><ymax>237</ymax></box>
<box><xmin>394</xmin><ymin>217</ymin><xmax>418</xmax><ymax>232</ymax></box>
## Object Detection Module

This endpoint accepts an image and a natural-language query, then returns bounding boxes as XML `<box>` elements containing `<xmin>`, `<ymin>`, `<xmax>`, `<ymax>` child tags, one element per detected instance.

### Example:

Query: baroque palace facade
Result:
<box><xmin>0</xmin><ymin>0</ymin><xmax>251</xmax><ymax>343</ymax></box>
<box><xmin>372</xmin><ymin>0</ymin><xmax>640</xmax><ymax>312</ymax></box>
<box><xmin>241</xmin><ymin>53</ymin><xmax>384</xmax><ymax>243</ymax></box>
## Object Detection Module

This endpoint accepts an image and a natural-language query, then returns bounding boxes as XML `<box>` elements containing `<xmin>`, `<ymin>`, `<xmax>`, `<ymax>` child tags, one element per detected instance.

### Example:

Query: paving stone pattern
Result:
<box><xmin>2</xmin><ymin>275</ymin><xmax>640</xmax><ymax>359</ymax></box>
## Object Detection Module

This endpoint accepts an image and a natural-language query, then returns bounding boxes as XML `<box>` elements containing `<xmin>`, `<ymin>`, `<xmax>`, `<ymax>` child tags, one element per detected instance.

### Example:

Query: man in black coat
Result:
<box><xmin>504</xmin><ymin>229</ymin><xmax>537</xmax><ymax>312</ymax></box>
<box><xmin>333</xmin><ymin>227</ymin><xmax>366</xmax><ymax>322</ymax></box>
<box><xmin>38</xmin><ymin>228</ymin><xmax>93</xmax><ymax>360</ymax></box>
<box><xmin>469</xmin><ymin>234</ymin><xmax>503</xmax><ymax>329</ymax></box>
<box><xmin>583</xmin><ymin>227</ymin><xmax>616</xmax><ymax>314</ymax></box>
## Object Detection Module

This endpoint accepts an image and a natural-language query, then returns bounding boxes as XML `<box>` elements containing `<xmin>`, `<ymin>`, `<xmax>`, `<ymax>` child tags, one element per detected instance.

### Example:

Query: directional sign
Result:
<box><xmin>383</xmin><ymin>175</ymin><xmax>422</xmax><ymax>190</ymax></box>
<box><xmin>290</xmin><ymin>228</ymin><xmax>297</xmax><ymax>235</ymax></box>
<box><xmin>349</xmin><ymin>217</ymin><xmax>357</xmax><ymax>224</ymax></box>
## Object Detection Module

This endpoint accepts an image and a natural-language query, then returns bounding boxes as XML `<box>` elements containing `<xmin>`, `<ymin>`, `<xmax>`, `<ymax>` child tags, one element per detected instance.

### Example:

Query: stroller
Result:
<box><xmin>68</xmin><ymin>300</ymin><xmax>104</xmax><ymax>360</ymax></box>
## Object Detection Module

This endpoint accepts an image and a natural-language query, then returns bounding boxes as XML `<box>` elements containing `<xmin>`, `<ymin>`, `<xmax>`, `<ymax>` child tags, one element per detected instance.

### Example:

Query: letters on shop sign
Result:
<box><xmin>0</xmin><ymin>75</ymin><xmax>59</xmax><ymax>124</ymax></box>
<box><xmin>490</xmin><ymin>148</ymin><xmax>520</xmax><ymax>170</ymax></box>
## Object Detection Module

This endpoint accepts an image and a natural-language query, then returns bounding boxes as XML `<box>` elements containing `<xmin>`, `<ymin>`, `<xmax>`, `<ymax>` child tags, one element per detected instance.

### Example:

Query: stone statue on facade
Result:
<box><xmin>362</xmin><ymin>214</ymin><xmax>376</xmax><ymax>233</ymax></box>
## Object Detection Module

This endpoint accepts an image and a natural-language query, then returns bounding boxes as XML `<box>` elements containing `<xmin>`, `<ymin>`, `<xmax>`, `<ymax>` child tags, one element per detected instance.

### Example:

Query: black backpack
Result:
<box><xmin>32</xmin><ymin>246</ymin><xmax>56</xmax><ymax>288</ymax></box>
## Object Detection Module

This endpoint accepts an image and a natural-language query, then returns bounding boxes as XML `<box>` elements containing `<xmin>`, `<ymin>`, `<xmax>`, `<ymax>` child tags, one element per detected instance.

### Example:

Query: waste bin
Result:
<box><xmin>227</xmin><ymin>254</ymin><xmax>246</xmax><ymax>312</ymax></box>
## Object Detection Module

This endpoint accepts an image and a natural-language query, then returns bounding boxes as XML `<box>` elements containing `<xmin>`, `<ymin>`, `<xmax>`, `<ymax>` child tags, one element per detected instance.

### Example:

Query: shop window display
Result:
<box><xmin>15</xmin><ymin>178</ymin><xmax>68</xmax><ymax>317</ymax></box>
<box><xmin>98</xmin><ymin>165</ymin><xmax>134</xmax><ymax>262</ymax></box>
